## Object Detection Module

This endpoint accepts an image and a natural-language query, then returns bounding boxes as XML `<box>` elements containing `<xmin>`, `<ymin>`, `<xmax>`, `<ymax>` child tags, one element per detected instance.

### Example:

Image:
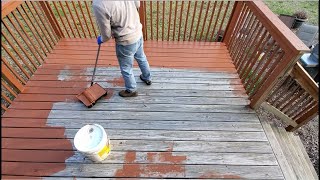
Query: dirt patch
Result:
<box><xmin>256</xmin><ymin>107</ymin><xmax>319</xmax><ymax>176</ymax></box>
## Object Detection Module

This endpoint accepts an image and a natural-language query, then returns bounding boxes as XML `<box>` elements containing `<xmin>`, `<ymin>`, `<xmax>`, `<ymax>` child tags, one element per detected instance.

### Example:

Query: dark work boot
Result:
<box><xmin>140</xmin><ymin>75</ymin><xmax>152</xmax><ymax>85</ymax></box>
<box><xmin>119</xmin><ymin>90</ymin><xmax>138</xmax><ymax>97</ymax></box>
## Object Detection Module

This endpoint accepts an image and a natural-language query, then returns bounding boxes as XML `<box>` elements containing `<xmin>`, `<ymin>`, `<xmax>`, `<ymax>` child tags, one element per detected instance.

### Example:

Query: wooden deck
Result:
<box><xmin>2</xmin><ymin>39</ymin><xmax>284</xmax><ymax>179</ymax></box>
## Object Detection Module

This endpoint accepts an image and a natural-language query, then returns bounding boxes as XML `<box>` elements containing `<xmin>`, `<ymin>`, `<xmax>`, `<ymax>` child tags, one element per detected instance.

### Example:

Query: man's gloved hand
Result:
<box><xmin>97</xmin><ymin>35</ymin><xmax>103</xmax><ymax>45</ymax></box>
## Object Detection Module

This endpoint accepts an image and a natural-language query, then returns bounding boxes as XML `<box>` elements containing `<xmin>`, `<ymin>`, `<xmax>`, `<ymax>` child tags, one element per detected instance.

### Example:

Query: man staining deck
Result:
<box><xmin>93</xmin><ymin>0</ymin><xmax>152</xmax><ymax>97</ymax></box>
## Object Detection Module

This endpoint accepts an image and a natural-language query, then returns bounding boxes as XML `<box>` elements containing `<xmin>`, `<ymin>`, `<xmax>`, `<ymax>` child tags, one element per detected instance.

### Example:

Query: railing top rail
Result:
<box><xmin>1</xmin><ymin>0</ymin><xmax>23</xmax><ymax>19</ymax></box>
<box><xmin>246</xmin><ymin>1</ymin><xmax>310</xmax><ymax>54</ymax></box>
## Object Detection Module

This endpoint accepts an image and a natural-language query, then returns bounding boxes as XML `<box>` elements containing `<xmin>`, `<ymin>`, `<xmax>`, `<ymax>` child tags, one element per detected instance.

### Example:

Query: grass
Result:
<box><xmin>264</xmin><ymin>1</ymin><xmax>319</xmax><ymax>25</ymax></box>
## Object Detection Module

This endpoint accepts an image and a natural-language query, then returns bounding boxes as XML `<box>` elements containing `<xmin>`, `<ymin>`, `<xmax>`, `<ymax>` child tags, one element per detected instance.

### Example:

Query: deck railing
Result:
<box><xmin>1</xmin><ymin>1</ymin><xmax>59</xmax><ymax>113</ymax></box>
<box><xmin>139</xmin><ymin>1</ymin><xmax>234</xmax><ymax>41</ymax></box>
<box><xmin>1</xmin><ymin>0</ymin><xmax>318</xmax><ymax>131</ymax></box>
<box><xmin>223</xmin><ymin>1</ymin><xmax>318</xmax><ymax>131</ymax></box>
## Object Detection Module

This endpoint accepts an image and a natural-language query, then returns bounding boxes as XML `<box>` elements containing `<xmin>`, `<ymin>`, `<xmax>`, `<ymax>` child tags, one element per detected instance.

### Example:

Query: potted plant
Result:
<box><xmin>292</xmin><ymin>11</ymin><xmax>308</xmax><ymax>29</ymax></box>
<box><xmin>278</xmin><ymin>14</ymin><xmax>296</xmax><ymax>29</ymax></box>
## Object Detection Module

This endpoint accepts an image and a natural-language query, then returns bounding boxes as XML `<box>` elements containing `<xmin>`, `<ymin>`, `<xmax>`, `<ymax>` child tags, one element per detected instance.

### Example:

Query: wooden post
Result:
<box><xmin>222</xmin><ymin>1</ymin><xmax>243</xmax><ymax>45</ymax></box>
<box><xmin>139</xmin><ymin>2</ymin><xmax>146</xmax><ymax>41</ymax></box>
<box><xmin>39</xmin><ymin>1</ymin><xmax>64</xmax><ymax>39</ymax></box>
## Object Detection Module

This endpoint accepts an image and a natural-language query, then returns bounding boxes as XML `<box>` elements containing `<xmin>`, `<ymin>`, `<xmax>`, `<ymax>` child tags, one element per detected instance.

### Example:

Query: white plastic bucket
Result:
<box><xmin>74</xmin><ymin>124</ymin><xmax>111</xmax><ymax>162</ymax></box>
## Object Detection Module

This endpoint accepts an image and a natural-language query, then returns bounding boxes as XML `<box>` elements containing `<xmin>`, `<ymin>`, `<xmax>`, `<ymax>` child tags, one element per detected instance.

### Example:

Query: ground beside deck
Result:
<box><xmin>2</xmin><ymin>39</ymin><xmax>284</xmax><ymax>179</ymax></box>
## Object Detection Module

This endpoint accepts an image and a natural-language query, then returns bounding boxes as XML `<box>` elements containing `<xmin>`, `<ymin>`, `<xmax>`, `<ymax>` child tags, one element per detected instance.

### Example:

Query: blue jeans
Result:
<box><xmin>115</xmin><ymin>37</ymin><xmax>151</xmax><ymax>92</ymax></box>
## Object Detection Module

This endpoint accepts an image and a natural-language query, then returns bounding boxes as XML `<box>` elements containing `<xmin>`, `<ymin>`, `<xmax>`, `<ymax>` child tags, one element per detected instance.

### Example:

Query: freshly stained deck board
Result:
<box><xmin>52</xmin><ymin>47</ymin><xmax>230</xmax><ymax>54</ymax></box>
<box><xmin>2</xmin><ymin>39</ymin><xmax>285</xmax><ymax>179</ymax></box>
<box><xmin>31</xmin><ymin>75</ymin><xmax>243</xmax><ymax>84</ymax></box>
<box><xmin>11</xmin><ymin>96</ymin><xmax>249</xmax><ymax>107</ymax></box>
<box><xmin>21</xmin><ymin>87</ymin><xmax>248</xmax><ymax>97</ymax></box>
<box><xmin>36</xmin><ymin>66</ymin><xmax>240</xmax><ymax>74</ymax></box>
<box><xmin>47</xmin><ymin>49</ymin><xmax>232</xmax><ymax>57</ymax></box>
<box><xmin>9</xmin><ymin>102</ymin><xmax>255</xmax><ymax>113</ymax></box>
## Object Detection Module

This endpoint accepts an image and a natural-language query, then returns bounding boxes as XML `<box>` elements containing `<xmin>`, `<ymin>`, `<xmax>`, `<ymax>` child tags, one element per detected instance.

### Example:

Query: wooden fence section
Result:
<box><xmin>1</xmin><ymin>1</ymin><xmax>60</xmax><ymax>113</ymax></box>
<box><xmin>140</xmin><ymin>1</ymin><xmax>235</xmax><ymax>41</ymax></box>
<box><xmin>223</xmin><ymin>1</ymin><xmax>317</xmax><ymax>131</ymax></box>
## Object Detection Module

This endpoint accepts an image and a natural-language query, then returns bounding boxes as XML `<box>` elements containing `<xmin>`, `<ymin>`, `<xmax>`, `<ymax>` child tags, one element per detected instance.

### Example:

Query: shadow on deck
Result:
<box><xmin>2</xmin><ymin>39</ymin><xmax>284</xmax><ymax>179</ymax></box>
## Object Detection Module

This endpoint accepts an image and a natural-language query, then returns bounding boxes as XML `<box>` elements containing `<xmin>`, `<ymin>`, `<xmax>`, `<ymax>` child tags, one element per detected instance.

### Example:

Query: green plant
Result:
<box><xmin>293</xmin><ymin>10</ymin><xmax>308</xmax><ymax>19</ymax></box>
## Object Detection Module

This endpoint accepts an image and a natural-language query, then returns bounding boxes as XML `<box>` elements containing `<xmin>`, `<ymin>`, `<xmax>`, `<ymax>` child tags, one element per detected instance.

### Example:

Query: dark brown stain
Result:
<box><xmin>115</xmin><ymin>142</ymin><xmax>186</xmax><ymax>178</ymax></box>
<box><xmin>2</xmin><ymin>65</ymin><xmax>79</xmax><ymax>177</ymax></box>
<box><xmin>104</xmin><ymin>89</ymin><xmax>115</xmax><ymax>100</ymax></box>
<box><xmin>110</xmin><ymin>77</ymin><xmax>125</xmax><ymax>87</ymax></box>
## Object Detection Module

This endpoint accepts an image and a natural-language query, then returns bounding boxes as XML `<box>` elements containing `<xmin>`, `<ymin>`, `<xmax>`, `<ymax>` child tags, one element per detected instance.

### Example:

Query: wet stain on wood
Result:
<box><xmin>115</xmin><ymin>142</ymin><xmax>186</xmax><ymax>177</ymax></box>
<box><xmin>110</xmin><ymin>77</ymin><xmax>125</xmax><ymax>87</ymax></box>
<box><xmin>104</xmin><ymin>89</ymin><xmax>114</xmax><ymax>100</ymax></box>
<box><xmin>2</xmin><ymin>65</ymin><xmax>80</xmax><ymax>177</ymax></box>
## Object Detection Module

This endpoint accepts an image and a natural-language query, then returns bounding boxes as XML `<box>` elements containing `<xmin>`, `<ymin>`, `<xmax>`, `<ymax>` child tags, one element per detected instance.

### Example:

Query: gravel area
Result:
<box><xmin>296</xmin><ymin>116</ymin><xmax>319</xmax><ymax>176</ymax></box>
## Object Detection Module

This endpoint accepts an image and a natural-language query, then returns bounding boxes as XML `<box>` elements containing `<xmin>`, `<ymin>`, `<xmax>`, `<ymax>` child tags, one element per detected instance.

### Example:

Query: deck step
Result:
<box><xmin>261</xmin><ymin>120</ymin><xmax>318</xmax><ymax>180</ymax></box>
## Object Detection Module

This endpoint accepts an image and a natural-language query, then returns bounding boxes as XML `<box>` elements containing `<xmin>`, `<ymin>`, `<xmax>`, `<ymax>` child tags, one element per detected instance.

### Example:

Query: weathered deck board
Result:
<box><xmin>2</xmin><ymin>162</ymin><xmax>284</xmax><ymax>179</ymax></box>
<box><xmin>20</xmin><ymin>88</ymin><xmax>248</xmax><ymax>97</ymax></box>
<box><xmin>2</xmin><ymin>39</ymin><xmax>284</xmax><ymax>179</ymax></box>
<box><xmin>4</xmin><ymin>149</ymin><xmax>278</xmax><ymax>165</ymax></box>
<box><xmin>3</xmin><ymin>139</ymin><xmax>273</xmax><ymax>153</ymax></box>
<box><xmin>2</xmin><ymin>128</ymin><xmax>268</xmax><ymax>141</ymax></box>
<box><xmin>3</xmin><ymin>120</ymin><xmax>262</xmax><ymax>131</ymax></box>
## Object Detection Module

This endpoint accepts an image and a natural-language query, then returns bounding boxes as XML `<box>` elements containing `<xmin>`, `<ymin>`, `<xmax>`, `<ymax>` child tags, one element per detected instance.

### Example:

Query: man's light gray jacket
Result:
<box><xmin>92</xmin><ymin>1</ymin><xmax>142</xmax><ymax>45</ymax></box>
